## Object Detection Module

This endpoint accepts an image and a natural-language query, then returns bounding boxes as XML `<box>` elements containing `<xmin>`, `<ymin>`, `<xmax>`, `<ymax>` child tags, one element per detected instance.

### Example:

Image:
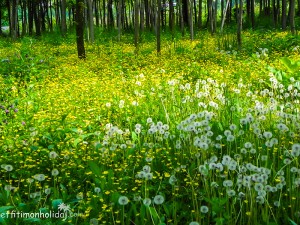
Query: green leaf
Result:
<box><xmin>149</xmin><ymin>207</ymin><xmax>159</xmax><ymax>222</ymax></box>
<box><xmin>23</xmin><ymin>218</ymin><xmax>41</xmax><ymax>222</ymax></box>
<box><xmin>288</xmin><ymin>218</ymin><xmax>298</xmax><ymax>225</ymax></box>
<box><xmin>73</xmin><ymin>138</ymin><xmax>81</xmax><ymax>147</ymax></box>
<box><xmin>131</xmin><ymin>131</ymin><xmax>138</xmax><ymax>142</ymax></box>
<box><xmin>52</xmin><ymin>199</ymin><xmax>63</xmax><ymax>210</ymax></box>
<box><xmin>88</xmin><ymin>161</ymin><xmax>102</xmax><ymax>177</ymax></box>
<box><xmin>0</xmin><ymin>206</ymin><xmax>14</xmax><ymax>213</ymax></box>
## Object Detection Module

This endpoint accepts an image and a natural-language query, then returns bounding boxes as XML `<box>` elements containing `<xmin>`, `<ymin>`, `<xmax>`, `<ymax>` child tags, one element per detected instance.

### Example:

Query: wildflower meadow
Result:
<box><xmin>1</xmin><ymin>31</ymin><xmax>300</xmax><ymax>225</ymax></box>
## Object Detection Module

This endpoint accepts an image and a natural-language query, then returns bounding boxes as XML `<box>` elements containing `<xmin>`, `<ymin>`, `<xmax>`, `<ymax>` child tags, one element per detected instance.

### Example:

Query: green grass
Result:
<box><xmin>0</xmin><ymin>29</ymin><xmax>300</xmax><ymax>225</ymax></box>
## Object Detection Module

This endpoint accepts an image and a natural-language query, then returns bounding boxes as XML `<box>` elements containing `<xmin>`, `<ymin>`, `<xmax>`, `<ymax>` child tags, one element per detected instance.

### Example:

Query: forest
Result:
<box><xmin>1</xmin><ymin>0</ymin><xmax>300</xmax><ymax>225</ymax></box>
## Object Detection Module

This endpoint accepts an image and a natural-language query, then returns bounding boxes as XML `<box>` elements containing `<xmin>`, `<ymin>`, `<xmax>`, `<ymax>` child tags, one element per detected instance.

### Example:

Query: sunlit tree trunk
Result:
<box><xmin>87</xmin><ymin>0</ymin><xmax>94</xmax><ymax>42</ymax></box>
<box><xmin>189</xmin><ymin>0</ymin><xmax>194</xmax><ymax>40</ymax></box>
<box><xmin>76</xmin><ymin>0</ymin><xmax>86</xmax><ymax>59</ymax></box>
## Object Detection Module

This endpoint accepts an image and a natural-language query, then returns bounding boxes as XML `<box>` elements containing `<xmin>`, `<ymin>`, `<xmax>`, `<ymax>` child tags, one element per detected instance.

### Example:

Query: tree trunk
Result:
<box><xmin>198</xmin><ymin>0</ymin><xmax>202</xmax><ymax>28</ymax></box>
<box><xmin>33</xmin><ymin>0</ymin><xmax>41</xmax><ymax>36</ymax></box>
<box><xmin>237</xmin><ymin>0</ymin><xmax>243</xmax><ymax>49</ymax></box>
<box><xmin>189</xmin><ymin>0</ymin><xmax>194</xmax><ymax>40</ymax></box>
<box><xmin>40</xmin><ymin>0</ymin><xmax>46</xmax><ymax>32</ymax></box>
<box><xmin>95</xmin><ymin>0</ymin><xmax>99</xmax><ymax>26</ymax></box>
<box><xmin>145</xmin><ymin>0</ymin><xmax>150</xmax><ymax>29</ymax></box>
<box><xmin>282</xmin><ymin>0</ymin><xmax>287</xmax><ymax>29</ymax></box>
<box><xmin>134</xmin><ymin>0</ymin><xmax>139</xmax><ymax>49</ymax></box>
<box><xmin>290</xmin><ymin>0</ymin><xmax>295</xmax><ymax>34</ymax></box>
<box><xmin>87</xmin><ymin>0</ymin><xmax>94</xmax><ymax>42</ymax></box>
<box><xmin>11</xmin><ymin>0</ymin><xmax>18</xmax><ymax>40</ymax></box>
<box><xmin>76</xmin><ymin>0</ymin><xmax>86</xmax><ymax>59</ymax></box>
<box><xmin>102</xmin><ymin>0</ymin><xmax>106</xmax><ymax>28</ymax></box>
<box><xmin>169</xmin><ymin>0</ymin><xmax>174</xmax><ymax>34</ymax></box>
<box><xmin>61</xmin><ymin>0</ymin><xmax>67</xmax><ymax>36</ymax></box>
<box><xmin>179</xmin><ymin>0</ymin><xmax>185</xmax><ymax>36</ymax></box>
<box><xmin>157</xmin><ymin>0</ymin><xmax>161</xmax><ymax>53</ymax></box>
<box><xmin>118</xmin><ymin>0</ymin><xmax>122</xmax><ymax>40</ymax></box>
<box><xmin>0</xmin><ymin>4</ymin><xmax>2</xmax><ymax>35</ymax></box>
<box><xmin>251</xmin><ymin>0</ymin><xmax>255</xmax><ymax>28</ymax></box>
<box><xmin>140</xmin><ymin>0</ymin><xmax>145</xmax><ymax>31</ymax></box>
<box><xmin>273</xmin><ymin>0</ymin><xmax>277</xmax><ymax>27</ymax></box>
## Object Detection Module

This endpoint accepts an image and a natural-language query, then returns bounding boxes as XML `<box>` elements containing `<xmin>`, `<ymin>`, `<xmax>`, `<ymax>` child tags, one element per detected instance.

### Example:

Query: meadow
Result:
<box><xmin>1</xmin><ymin>30</ymin><xmax>300</xmax><ymax>225</ymax></box>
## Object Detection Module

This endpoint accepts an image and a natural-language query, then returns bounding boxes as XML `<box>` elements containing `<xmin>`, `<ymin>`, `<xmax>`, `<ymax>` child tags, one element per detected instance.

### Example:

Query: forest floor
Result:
<box><xmin>0</xmin><ymin>30</ymin><xmax>300</xmax><ymax>225</ymax></box>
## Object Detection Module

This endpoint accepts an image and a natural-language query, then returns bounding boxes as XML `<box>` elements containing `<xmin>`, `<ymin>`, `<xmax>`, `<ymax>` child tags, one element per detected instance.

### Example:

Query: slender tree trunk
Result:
<box><xmin>76</xmin><ymin>0</ymin><xmax>86</xmax><ymax>59</ymax></box>
<box><xmin>95</xmin><ymin>0</ymin><xmax>99</xmax><ymax>26</ymax></box>
<box><xmin>140</xmin><ymin>0</ymin><xmax>145</xmax><ymax>31</ymax></box>
<box><xmin>49</xmin><ymin>0</ymin><xmax>53</xmax><ymax>31</ymax></box>
<box><xmin>61</xmin><ymin>0</ymin><xmax>67</xmax><ymax>36</ymax></box>
<box><xmin>28</xmin><ymin>0</ymin><xmax>33</xmax><ymax>35</ymax></box>
<box><xmin>273</xmin><ymin>0</ymin><xmax>277</xmax><ymax>26</ymax></box>
<box><xmin>0</xmin><ymin>4</ymin><xmax>2</xmax><ymax>35</ymax></box>
<box><xmin>40</xmin><ymin>0</ymin><xmax>46</xmax><ymax>32</ymax></box>
<box><xmin>237</xmin><ymin>0</ymin><xmax>243</xmax><ymax>49</ymax></box>
<box><xmin>198</xmin><ymin>0</ymin><xmax>202</xmax><ymax>28</ymax></box>
<box><xmin>282</xmin><ymin>0</ymin><xmax>287</xmax><ymax>29</ymax></box>
<box><xmin>134</xmin><ymin>0</ymin><xmax>139</xmax><ymax>49</ymax></box>
<box><xmin>189</xmin><ymin>0</ymin><xmax>194</xmax><ymax>40</ymax></box>
<box><xmin>290</xmin><ymin>0</ymin><xmax>295</xmax><ymax>34</ymax></box>
<box><xmin>11</xmin><ymin>0</ymin><xmax>18</xmax><ymax>40</ymax></box>
<box><xmin>56</xmin><ymin>0</ymin><xmax>61</xmax><ymax>28</ymax></box>
<box><xmin>33</xmin><ymin>0</ymin><xmax>41</xmax><ymax>36</ymax></box>
<box><xmin>145</xmin><ymin>0</ymin><xmax>150</xmax><ymax>29</ymax></box>
<box><xmin>87</xmin><ymin>0</ymin><xmax>94</xmax><ymax>42</ymax></box>
<box><xmin>118</xmin><ymin>0</ymin><xmax>122</xmax><ymax>40</ymax></box>
<box><xmin>157</xmin><ymin>0</ymin><xmax>161</xmax><ymax>53</ymax></box>
<box><xmin>102</xmin><ymin>0</ymin><xmax>106</xmax><ymax>28</ymax></box>
<box><xmin>251</xmin><ymin>0</ymin><xmax>255</xmax><ymax>28</ymax></box>
<box><xmin>169</xmin><ymin>0</ymin><xmax>174</xmax><ymax>34</ymax></box>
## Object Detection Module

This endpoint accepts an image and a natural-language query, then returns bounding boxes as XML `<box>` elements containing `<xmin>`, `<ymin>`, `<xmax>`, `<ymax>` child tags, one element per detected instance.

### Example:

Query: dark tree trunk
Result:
<box><xmin>182</xmin><ymin>0</ymin><xmax>189</xmax><ymax>26</ymax></box>
<box><xmin>28</xmin><ymin>0</ymin><xmax>34</xmax><ymax>35</ymax></box>
<box><xmin>49</xmin><ymin>0</ymin><xmax>53</xmax><ymax>31</ymax></box>
<box><xmin>198</xmin><ymin>0</ymin><xmax>202</xmax><ymax>28</ymax></box>
<box><xmin>33</xmin><ymin>0</ymin><xmax>41</xmax><ymax>36</ymax></box>
<box><xmin>134</xmin><ymin>0</ymin><xmax>139</xmax><ymax>49</ymax></box>
<box><xmin>273</xmin><ymin>0</ymin><xmax>277</xmax><ymax>26</ymax></box>
<box><xmin>40</xmin><ymin>0</ymin><xmax>46</xmax><ymax>32</ymax></box>
<box><xmin>282</xmin><ymin>0</ymin><xmax>287</xmax><ymax>29</ymax></box>
<box><xmin>145</xmin><ymin>0</ymin><xmax>150</xmax><ymax>29</ymax></box>
<box><xmin>108</xmin><ymin>0</ymin><xmax>114</xmax><ymax>28</ymax></box>
<box><xmin>11</xmin><ymin>0</ymin><xmax>18</xmax><ymax>40</ymax></box>
<box><xmin>76</xmin><ymin>0</ymin><xmax>86</xmax><ymax>59</ymax></box>
<box><xmin>290</xmin><ymin>0</ymin><xmax>295</xmax><ymax>34</ymax></box>
<box><xmin>95</xmin><ymin>0</ymin><xmax>99</xmax><ymax>26</ymax></box>
<box><xmin>237</xmin><ymin>0</ymin><xmax>243</xmax><ymax>49</ymax></box>
<box><xmin>246</xmin><ymin>0</ymin><xmax>250</xmax><ymax>25</ymax></box>
<box><xmin>102</xmin><ymin>0</ymin><xmax>106</xmax><ymax>28</ymax></box>
<box><xmin>169</xmin><ymin>0</ymin><xmax>174</xmax><ymax>33</ymax></box>
<box><xmin>157</xmin><ymin>0</ymin><xmax>161</xmax><ymax>53</ymax></box>
<box><xmin>0</xmin><ymin>4</ymin><xmax>2</xmax><ymax>35</ymax></box>
<box><xmin>251</xmin><ymin>0</ymin><xmax>255</xmax><ymax>28</ymax></box>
